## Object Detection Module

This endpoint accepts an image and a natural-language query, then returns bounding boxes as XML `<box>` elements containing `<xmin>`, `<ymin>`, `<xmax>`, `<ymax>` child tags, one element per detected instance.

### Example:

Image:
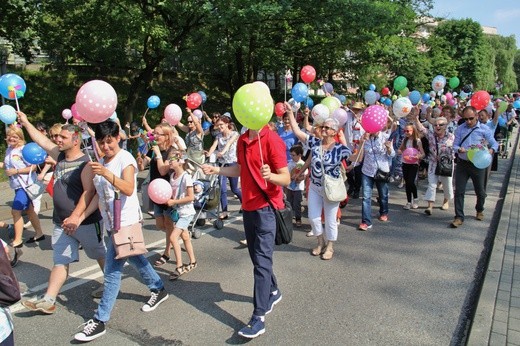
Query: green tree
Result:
<box><xmin>487</xmin><ymin>35</ymin><xmax>518</xmax><ymax>93</ymax></box>
<box><xmin>514</xmin><ymin>50</ymin><xmax>520</xmax><ymax>89</ymax></box>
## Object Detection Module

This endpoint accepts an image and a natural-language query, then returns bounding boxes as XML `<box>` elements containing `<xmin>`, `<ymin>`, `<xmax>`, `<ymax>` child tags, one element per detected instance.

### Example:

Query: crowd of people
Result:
<box><xmin>0</xmin><ymin>91</ymin><xmax>519</xmax><ymax>343</ymax></box>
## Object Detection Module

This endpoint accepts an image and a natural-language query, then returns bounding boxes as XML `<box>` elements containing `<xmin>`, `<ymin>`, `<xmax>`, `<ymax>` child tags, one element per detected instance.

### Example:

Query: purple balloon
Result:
<box><xmin>322</xmin><ymin>82</ymin><xmax>334</xmax><ymax>94</ymax></box>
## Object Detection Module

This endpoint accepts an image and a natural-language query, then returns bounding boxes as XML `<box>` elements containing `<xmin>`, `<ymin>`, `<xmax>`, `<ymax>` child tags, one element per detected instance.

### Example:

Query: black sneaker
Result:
<box><xmin>74</xmin><ymin>319</ymin><xmax>106</xmax><ymax>342</ymax></box>
<box><xmin>141</xmin><ymin>288</ymin><xmax>169</xmax><ymax>312</ymax></box>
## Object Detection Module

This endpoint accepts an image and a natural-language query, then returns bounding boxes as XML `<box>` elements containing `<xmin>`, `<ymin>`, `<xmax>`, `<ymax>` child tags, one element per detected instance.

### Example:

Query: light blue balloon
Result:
<box><xmin>291</xmin><ymin>83</ymin><xmax>309</xmax><ymax>102</ymax></box>
<box><xmin>109</xmin><ymin>111</ymin><xmax>117</xmax><ymax>121</ymax></box>
<box><xmin>0</xmin><ymin>74</ymin><xmax>26</xmax><ymax>100</ymax></box>
<box><xmin>147</xmin><ymin>95</ymin><xmax>160</xmax><ymax>109</ymax></box>
<box><xmin>0</xmin><ymin>105</ymin><xmax>17</xmax><ymax>124</ymax></box>
<box><xmin>472</xmin><ymin>150</ymin><xmax>492</xmax><ymax>169</ymax></box>
<box><xmin>498</xmin><ymin>116</ymin><xmax>506</xmax><ymax>127</ymax></box>
<box><xmin>422</xmin><ymin>93</ymin><xmax>430</xmax><ymax>103</ymax></box>
<box><xmin>369</xmin><ymin>83</ymin><xmax>376</xmax><ymax>91</ymax></box>
<box><xmin>409</xmin><ymin>90</ymin><xmax>421</xmax><ymax>105</ymax></box>
<box><xmin>364</xmin><ymin>90</ymin><xmax>377</xmax><ymax>105</ymax></box>
<box><xmin>513</xmin><ymin>100</ymin><xmax>520</xmax><ymax>109</ymax></box>
<box><xmin>304</xmin><ymin>97</ymin><xmax>314</xmax><ymax>109</ymax></box>
<box><xmin>338</xmin><ymin>95</ymin><xmax>346</xmax><ymax>104</ymax></box>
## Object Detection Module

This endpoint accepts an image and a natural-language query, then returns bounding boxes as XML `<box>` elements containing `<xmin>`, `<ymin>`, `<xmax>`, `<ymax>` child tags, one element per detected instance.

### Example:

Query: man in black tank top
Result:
<box><xmin>17</xmin><ymin>112</ymin><xmax>106</xmax><ymax>315</ymax></box>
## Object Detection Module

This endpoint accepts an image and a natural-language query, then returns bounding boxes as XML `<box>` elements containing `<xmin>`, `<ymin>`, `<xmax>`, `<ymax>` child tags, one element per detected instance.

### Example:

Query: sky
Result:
<box><xmin>432</xmin><ymin>0</ymin><xmax>520</xmax><ymax>48</ymax></box>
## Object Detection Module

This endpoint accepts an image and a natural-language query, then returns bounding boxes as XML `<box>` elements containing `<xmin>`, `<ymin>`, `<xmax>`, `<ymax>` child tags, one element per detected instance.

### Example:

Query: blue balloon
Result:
<box><xmin>109</xmin><ymin>111</ymin><xmax>117</xmax><ymax>121</ymax></box>
<box><xmin>472</xmin><ymin>150</ymin><xmax>492</xmax><ymax>169</ymax></box>
<box><xmin>147</xmin><ymin>95</ymin><xmax>160</xmax><ymax>109</ymax></box>
<box><xmin>0</xmin><ymin>74</ymin><xmax>26</xmax><ymax>100</ymax></box>
<box><xmin>369</xmin><ymin>83</ymin><xmax>376</xmax><ymax>91</ymax></box>
<box><xmin>0</xmin><ymin>105</ymin><xmax>17</xmax><ymax>124</ymax></box>
<box><xmin>384</xmin><ymin>98</ymin><xmax>392</xmax><ymax>107</ymax></box>
<box><xmin>338</xmin><ymin>95</ymin><xmax>346</xmax><ymax>104</ymax></box>
<box><xmin>304</xmin><ymin>97</ymin><xmax>314</xmax><ymax>109</ymax></box>
<box><xmin>291</xmin><ymin>83</ymin><xmax>309</xmax><ymax>102</ymax></box>
<box><xmin>409</xmin><ymin>90</ymin><xmax>421</xmax><ymax>105</ymax></box>
<box><xmin>513</xmin><ymin>100</ymin><xmax>520</xmax><ymax>110</ymax></box>
<box><xmin>22</xmin><ymin>142</ymin><xmax>47</xmax><ymax>165</ymax></box>
<box><xmin>364</xmin><ymin>90</ymin><xmax>377</xmax><ymax>105</ymax></box>
<box><xmin>498</xmin><ymin>116</ymin><xmax>506</xmax><ymax>127</ymax></box>
<box><xmin>201</xmin><ymin>121</ymin><xmax>211</xmax><ymax>131</ymax></box>
<box><xmin>422</xmin><ymin>93</ymin><xmax>430</xmax><ymax>103</ymax></box>
<box><xmin>198</xmin><ymin>91</ymin><xmax>207</xmax><ymax>104</ymax></box>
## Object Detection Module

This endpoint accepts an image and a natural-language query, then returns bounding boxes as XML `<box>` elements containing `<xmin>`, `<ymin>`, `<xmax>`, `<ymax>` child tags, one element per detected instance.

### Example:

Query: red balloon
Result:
<box><xmin>274</xmin><ymin>102</ymin><xmax>285</xmax><ymax>117</ymax></box>
<box><xmin>300</xmin><ymin>65</ymin><xmax>316</xmax><ymax>84</ymax></box>
<box><xmin>470</xmin><ymin>91</ymin><xmax>490</xmax><ymax>111</ymax></box>
<box><xmin>381</xmin><ymin>87</ymin><xmax>390</xmax><ymax>96</ymax></box>
<box><xmin>186</xmin><ymin>93</ymin><xmax>202</xmax><ymax>109</ymax></box>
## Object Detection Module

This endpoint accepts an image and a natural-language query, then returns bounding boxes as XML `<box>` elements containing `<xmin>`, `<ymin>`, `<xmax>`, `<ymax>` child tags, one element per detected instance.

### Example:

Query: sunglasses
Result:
<box><xmin>435</xmin><ymin>124</ymin><xmax>447</xmax><ymax>127</ymax></box>
<box><xmin>464</xmin><ymin>117</ymin><xmax>475</xmax><ymax>121</ymax></box>
<box><xmin>320</xmin><ymin>126</ymin><xmax>334</xmax><ymax>131</ymax></box>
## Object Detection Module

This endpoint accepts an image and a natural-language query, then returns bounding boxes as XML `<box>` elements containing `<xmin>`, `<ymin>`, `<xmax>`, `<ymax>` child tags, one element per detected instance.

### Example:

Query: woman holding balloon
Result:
<box><xmin>285</xmin><ymin>102</ymin><xmax>352</xmax><ymax>260</ymax></box>
<box><xmin>137</xmin><ymin>124</ymin><xmax>175</xmax><ymax>266</ymax></box>
<box><xmin>0</xmin><ymin>126</ymin><xmax>45</xmax><ymax>266</ymax></box>
<box><xmin>176</xmin><ymin>108</ymin><xmax>205</xmax><ymax>172</ymax></box>
<box><xmin>397</xmin><ymin>124</ymin><xmax>425</xmax><ymax>210</ymax></box>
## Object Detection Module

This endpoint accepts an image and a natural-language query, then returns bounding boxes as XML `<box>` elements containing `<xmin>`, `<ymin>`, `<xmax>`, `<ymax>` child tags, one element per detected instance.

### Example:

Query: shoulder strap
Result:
<box><xmin>241</xmin><ymin>141</ymin><xmax>275</xmax><ymax>210</ymax></box>
<box><xmin>459</xmin><ymin>126</ymin><xmax>477</xmax><ymax>146</ymax></box>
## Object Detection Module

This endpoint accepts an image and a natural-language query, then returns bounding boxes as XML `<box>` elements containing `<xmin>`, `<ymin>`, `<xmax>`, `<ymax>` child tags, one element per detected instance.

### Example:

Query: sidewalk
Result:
<box><xmin>469</xmin><ymin>131</ymin><xmax>520</xmax><ymax>345</ymax></box>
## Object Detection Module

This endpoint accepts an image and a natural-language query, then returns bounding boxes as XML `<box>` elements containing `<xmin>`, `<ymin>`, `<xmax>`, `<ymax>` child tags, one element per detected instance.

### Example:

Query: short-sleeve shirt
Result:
<box><xmin>170</xmin><ymin>172</ymin><xmax>195</xmax><ymax>216</ymax></box>
<box><xmin>306</xmin><ymin>135</ymin><xmax>351</xmax><ymax>188</ymax></box>
<box><xmin>216</xmin><ymin>131</ymin><xmax>239</xmax><ymax>165</ymax></box>
<box><xmin>147</xmin><ymin>148</ymin><xmax>172</xmax><ymax>181</ymax></box>
<box><xmin>361</xmin><ymin>133</ymin><xmax>395</xmax><ymax>178</ymax></box>
<box><xmin>53</xmin><ymin>153</ymin><xmax>102</xmax><ymax>225</ymax></box>
<box><xmin>237</xmin><ymin>126</ymin><xmax>287</xmax><ymax>211</ymax></box>
<box><xmin>4</xmin><ymin>146</ymin><xmax>35</xmax><ymax>190</ymax></box>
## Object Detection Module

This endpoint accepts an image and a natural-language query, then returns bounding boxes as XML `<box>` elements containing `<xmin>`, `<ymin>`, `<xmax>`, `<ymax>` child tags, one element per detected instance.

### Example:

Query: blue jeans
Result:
<box><xmin>219</xmin><ymin>163</ymin><xmax>242</xmax><ymax>212</ymax></box>
<box><xmin>243</xmin><ymin>207</ymin><xmax>278</xmax><ymax>316</ymax></box>
<box><xmin>361</xmin><ymin>173</ymin><xmax>389</xmax><ymax>225</ymax></box>
<box><xmin>94</xmin><ymin>233</ymin><xmax>164</xmax><ymax>323</ymax></box>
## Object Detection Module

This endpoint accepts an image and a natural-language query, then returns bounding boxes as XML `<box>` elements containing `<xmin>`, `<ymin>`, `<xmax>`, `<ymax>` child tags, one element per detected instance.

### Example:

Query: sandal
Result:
<box><xmin>321</xmin><ymin>248</ymin><xmax>334</xmax><ymax>260</ymax></box>
<box><xmin>184</xmin><ymin>262</ymin><xmax>198</xmax><ymax>272</ymax></box>
<box><xmin>311</xmin><ymin>245</ymin><xmax>323</xmax><ymax>256</ymax></box>
<box><xmin>154</xmin><ymin>254</ymin><xmax>170</xmax><ymax>267</ymax></box>
<box><xmin>169</xmin><ymin>266</ymin><xmax>187</xmax><ymax>280</ymax></box>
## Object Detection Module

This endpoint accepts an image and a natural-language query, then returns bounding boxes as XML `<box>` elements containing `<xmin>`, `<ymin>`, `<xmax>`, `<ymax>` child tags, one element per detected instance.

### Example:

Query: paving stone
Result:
<box><xmin>509</xmin><ymin>317</ymin><xmax>520</xmax><ymax>332</ymax></box>
<box><xmin>490</xmin><ymin>332</ymin><xmax>507</xmax><ymax>345</ymax></box>
<box><xmin>493</xmin><ymin>320</ymin><xmax>508</xmax><ymax>334</ymax></box>
<box><xmin>509</xmin><ymin>330</ymin><xmax>520</xmax><ymax>345</ymax></box>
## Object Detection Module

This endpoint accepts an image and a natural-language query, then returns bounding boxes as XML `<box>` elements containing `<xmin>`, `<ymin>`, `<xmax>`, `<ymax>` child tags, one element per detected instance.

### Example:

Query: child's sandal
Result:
<box><xmin>154</xmin><ymin>254</ymin><xmax>170</xmax><ymax>267</ymax></box>
<box><xmin>184</xmin><ymin>262</ymin><xmax>198</xmax><ymax>272</ymax></box>
<box><xmin>169</xmin><ymin>266</ymin><xmax>186</xmax><ymax>280</ymax></box>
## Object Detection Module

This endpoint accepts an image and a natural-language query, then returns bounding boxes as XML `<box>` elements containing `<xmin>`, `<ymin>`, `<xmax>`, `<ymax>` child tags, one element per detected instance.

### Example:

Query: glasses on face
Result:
<box><xmin>435</xmin><ymin>123</ymin><xmax>447</xmax><ymax>127</ymax></box>
<box><xmin>464</xmin><ymin>117</ymin><xmax>475</xmax><ymax>121</ymax></box>
<box><xmin>168</xmin><ymin>153</ymin><xmax>182</xmax><ymax>161</ymax></box>
<box><xmin>320</xmin><ymin>126</ymin><xmax>334</xmax><ymax>131</ymax></box>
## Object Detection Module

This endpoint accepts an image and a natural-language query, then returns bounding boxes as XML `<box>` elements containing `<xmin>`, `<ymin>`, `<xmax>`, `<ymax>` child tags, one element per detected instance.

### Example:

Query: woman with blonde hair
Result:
<box><xmin>137</xmin><ymin>123</ymin><xmax>175</xmax><ymax>266</ymax></box>
<box><xmin>0</xmin><ymin>126</ymin><xmax>45</xmax><ymax>266</ymax></box>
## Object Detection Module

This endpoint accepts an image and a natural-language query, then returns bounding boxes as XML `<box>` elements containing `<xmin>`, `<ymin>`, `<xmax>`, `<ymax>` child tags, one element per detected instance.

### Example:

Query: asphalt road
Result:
<box><xmin>5</xmin><ymin>152</ymin><xmax>513</xmax><ymax>345</ymax></box>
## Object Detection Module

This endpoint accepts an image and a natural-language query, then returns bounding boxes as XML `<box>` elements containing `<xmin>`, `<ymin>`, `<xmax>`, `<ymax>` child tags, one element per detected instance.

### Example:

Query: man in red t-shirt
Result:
<box><xmin>202</xmin><ymin>125</ymin><xmax>289</xmax><ymax>339</ymax></box>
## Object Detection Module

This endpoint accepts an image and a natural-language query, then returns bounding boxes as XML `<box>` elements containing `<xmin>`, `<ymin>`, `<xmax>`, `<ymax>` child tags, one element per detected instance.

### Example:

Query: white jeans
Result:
<box><xmin>424</xmin><ymin>169</ymin><xmax>453</xmax><ymax>202</ymax></box>
<box><xmin>307</xmin><ymin>185</ymin><xmax>339</xmax><ymax>241</ymax></box>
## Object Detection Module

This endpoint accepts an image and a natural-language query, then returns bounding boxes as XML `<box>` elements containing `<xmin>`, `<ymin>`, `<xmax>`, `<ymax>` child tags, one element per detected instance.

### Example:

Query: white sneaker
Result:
<box><xmin>412</xmin><ymin>203</ymin><xmax>419</xmax><ymax>209</ymax></box>
<box><xmin>403</xmin><ymin>203</ymin><xmax>411</xmax><ymax>210</ymax></box>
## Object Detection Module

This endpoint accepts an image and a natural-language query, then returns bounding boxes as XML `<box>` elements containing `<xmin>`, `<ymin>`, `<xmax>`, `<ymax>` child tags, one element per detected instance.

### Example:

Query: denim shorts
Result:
<box><xmin>52</xmin><ymin>222</ymin><xmax>106</xmax><ymax>265</ymax></box>
<box><xmin>12</xmin><ymin>188</ymin><xmax>31</xmax><ymax>211</ymax></box>
<box><xmin>153</xmin><ymin>202</ymin><xmax>169</xmax><ymax>217</ymax></box>
<box><xmin>174</xmin><ymin>214</ymin><xmax>194</xmax><ymax>230</ymax></box>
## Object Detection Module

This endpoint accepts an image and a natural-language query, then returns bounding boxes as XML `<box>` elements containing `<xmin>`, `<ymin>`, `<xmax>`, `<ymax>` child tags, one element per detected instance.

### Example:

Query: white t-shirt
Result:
<box><xmin>94</xmin><ymin>150</ymin><xmax>141</xmax><ymax>230</ymax></box>
<box><xmin>287</xmin><ymin>159</ymin><xmax>306</xmax><ymax>191</ymax></box>
<box><xmin>170</xmin><ymin>172</ymin><xmax>195</xmax><ymax>216</ymax></box>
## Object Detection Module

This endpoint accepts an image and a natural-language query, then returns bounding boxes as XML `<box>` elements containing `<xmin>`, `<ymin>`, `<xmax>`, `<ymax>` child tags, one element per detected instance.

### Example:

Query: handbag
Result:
<box><xmin>0</xmin><ymin>242</ymin><xmax>21</xmax><ymax>307</ymax></box>
<box><xmin>17</xmin><ymin>166</ymin><xmax>46</xmax><ymax>200</ymax></box>
<box><xmin>168</xmin><ymin>173</ymin><xmax>186</xmax><ymax>222</ymax></box>
<box><xmin>242</xmin><ymin>143</ymin><xmax>293</xmax><ymax>245</ymax></box>
<box><xmin>102</xmin><ymin>173</ymin><xmax>147</xmax><ymax>260</ymax></box>
<box><xmin>434</xmin><ymin>136</ymin><xmax>453</xmax><ymax>177</ymax></box>
<box><xmin>320</xmin><ymin>146</ymin><xmax>347</xmax><ymax>202</ymax></box>
<box><xmin>370</xmin><ymin>140</ymin><xmax>390</xmax><ymax>182</ymax></box>
<box><xmin>112</xmin><ymin>222</ymin><xmax>148</xmax><ymax>260</ymax></box>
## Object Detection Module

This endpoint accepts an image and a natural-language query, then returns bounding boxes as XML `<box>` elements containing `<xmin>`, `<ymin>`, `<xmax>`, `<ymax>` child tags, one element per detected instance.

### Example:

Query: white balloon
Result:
<box><xmin>392</xmin><ymin>97</ymin><xmax>413</xmax><ymax>118</ymax></box>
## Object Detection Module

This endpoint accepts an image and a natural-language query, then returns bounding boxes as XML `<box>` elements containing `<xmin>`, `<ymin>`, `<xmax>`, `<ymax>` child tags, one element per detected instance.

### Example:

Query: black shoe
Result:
<box><xmin>74</xmin><ymin>319</ymin><xmax>106</xmax><ymax>342</ymax></box>
<box><xmin>25</xmin><ymin>235</ymin><xmax>46</xmax><ymax>244</ymax></box>
<box><xmin>351</xmin><ymin>192</ymin><xmax>359</xmax><ymax>199</ymax></box>
<box><xmin>141</xmin><ymin>289</ymin><xmax>169</xmax><ymax>312</ymax></box>
<box><xmin>10</xmin><ymin>243</ymin><xmax>23</xmax><ymax>267</ymax></box>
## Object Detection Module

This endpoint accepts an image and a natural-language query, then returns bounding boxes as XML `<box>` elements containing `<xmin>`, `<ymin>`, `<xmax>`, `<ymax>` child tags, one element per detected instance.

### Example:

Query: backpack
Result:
<box><xmin>0</xmin><ymin>243</ymin><xmax>21</xmax><ymax>307</ymax></box>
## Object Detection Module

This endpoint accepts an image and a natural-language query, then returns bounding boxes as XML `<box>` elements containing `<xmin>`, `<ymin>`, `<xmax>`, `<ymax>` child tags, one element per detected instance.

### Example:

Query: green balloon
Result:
<box><xmin>393</xmin><ymin>76</ymin><xmax>408</xmax><ymax>91</ymax></box>
<box><xmin>400</xmin><ymin>87</ymin><xmax>409</xmax><ymax>97</ymax></box>
<box><xmin>467</xmin><ymin>148</ymin><xmax>478</xmax><ymax>162</ymax></box>
<box><xmin>449</xmin><ymin>77</ymin><xmax>460</xmax><ymax>89</ymax></box>
<box><xmin>498</xmin><ymin>100</ymin><xmax>508</xmax><ymax>114</ymax></box>
<box><xmin>232</xmin><ymin>83</ymin><xmax>273</xmax><ymax>130</ymax></box>
<box><xmin>321</xmin><ymin>96</ymin><xmax>341</xmax><ymax>114</ymax></box>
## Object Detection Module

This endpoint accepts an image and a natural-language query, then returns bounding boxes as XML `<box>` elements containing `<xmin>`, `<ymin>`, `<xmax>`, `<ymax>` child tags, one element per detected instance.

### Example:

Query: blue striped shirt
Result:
<box><xmin>453</xmin><ymin>121</ymin><xmax>498</xmax><ymax>161</ymax></box>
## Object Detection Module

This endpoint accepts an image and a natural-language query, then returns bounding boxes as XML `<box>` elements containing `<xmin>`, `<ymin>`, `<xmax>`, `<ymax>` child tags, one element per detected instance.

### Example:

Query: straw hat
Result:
<box><xmin>351</xmin><ymin>102</ymin><xmax>365</xmax><ymax>110</ymax></box>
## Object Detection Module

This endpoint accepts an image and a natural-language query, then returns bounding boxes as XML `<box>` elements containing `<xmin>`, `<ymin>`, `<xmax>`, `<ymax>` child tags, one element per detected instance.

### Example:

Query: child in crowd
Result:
<box><xmin>398</xmin><ymin>123</ymin><xmax>425</xmax><ymax>209</ymax></box>
<box><xmin>166</xmin><ymin>151</ymin><xmax>197</xmax><ymax>280</ymax></box>
<box><xmin>287</xmin><ymin>145</ymin><xmax>307</xmax><ymax>227</ymax></box>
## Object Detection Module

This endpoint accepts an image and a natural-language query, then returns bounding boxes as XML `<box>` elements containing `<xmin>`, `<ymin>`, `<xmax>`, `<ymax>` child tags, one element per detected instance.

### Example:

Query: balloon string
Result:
<box><xmin>143</xmin><ymin>108</ymin><xmax>149</xmax><ymax>119</ymax></box>
<box><xmin>257</xmin><ymin>132</ymin><xmax>267</xmax><ymax>188</ymax></box>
